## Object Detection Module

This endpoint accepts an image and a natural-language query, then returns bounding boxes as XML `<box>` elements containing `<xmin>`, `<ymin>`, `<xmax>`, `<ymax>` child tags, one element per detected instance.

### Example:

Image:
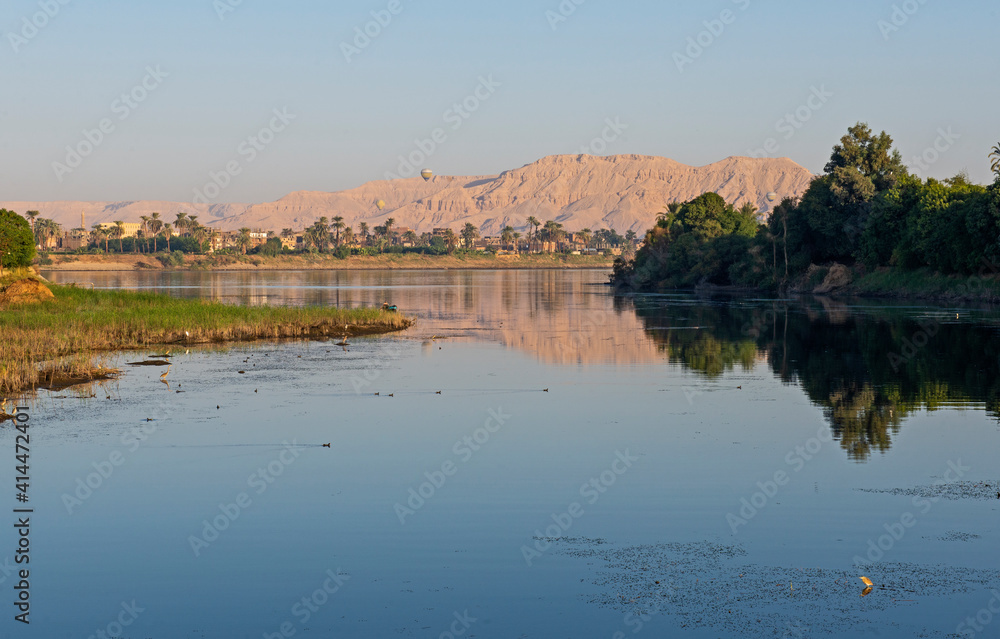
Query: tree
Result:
<box><xmin>332</xmin><ymin>216</ymin><xmax>345</xmax><ymax>248</ymax></box>
<box><xmin>139</xmin><ymin>216</ymin><xmax>150</xmax><ymax>252</ymax></box>
<box><xmin>384</xmin><ymin>217</ymin><xmax>396</xmax><ymax>241</ymax></box>
<box><xmin>403</xmin><ymin>230</ymin><xmax>418</xmax><ymax>246</ymax></box>
<box><xmin>149</xmin><ymin>212</ymin><xmax>162</xmax><ymax>252</ymax></box>
<box><xmin>501</xmin><ymin>225</ymin><xmax>514</xmax><ymax>250</ymax></box>
<box><xmin>358</xmin><ymin>222</ymin><xmax>369</xmax><ymax>246</ymax></box>
<box><xmin>0</xmin><ymin>209</ymin><xmax>36</xmax><ymax>272</ymax></box>
<box><xmin>578</xmin><ymin>228</ymin><xmax>592</xmax><ymax>249</ymax></box>
<box><xmin>991</xmin><ymin>143</ymin><xmax>1000</xmax><ymax>179</ymax></box>
<box><xmin>341</xmin><ymin>226</ymin><xmax>355</xmax><ymax>247</ymax></box>
<box><xmin>526</xmin><ymin>216</ymin><xmax>541</xmax><ymax>251</ymax></box>
<box><xmin>114</xmin><ymin>220</ymin><xmax>125</xmax><ymax>253</ymax></box>
<box><xmin>512</xmin><ymin>231</ymin><xmax>521</xmax><ymax>254</ymax></box>
<box><xmin>174</xmin><ymin>212</ymin><xmax>188</xmax><ymax>239</ymax></box>
<box><xmin>825</xmin><ymin>122</ymin><xmax>908</xmax><ymax>192</ymax></box>
<box><xmin>461</xmin><ymin>223</ymin><xmax>479</xmax><ymax>249</ymax></box>
<box><xmin>443</xmin><ymin>229</ymin><xmax>458</xmax><ymax>254</ymax></box>
<box><xmin>235</xmin><ymin>228</ymin><xmax>252</xmax><ymax>255</ymax></box>
<box><xmin>25</xmin><ymin>210</ymin><xmax>39</xmax><ymax>233</ymax></box>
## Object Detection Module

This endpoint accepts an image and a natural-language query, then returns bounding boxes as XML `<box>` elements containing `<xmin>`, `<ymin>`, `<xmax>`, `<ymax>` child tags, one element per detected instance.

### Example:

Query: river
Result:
<box><xmin>10</xmin><ymin>269</ymin><xmax>1000</xmax><ymax>638</ymax></box>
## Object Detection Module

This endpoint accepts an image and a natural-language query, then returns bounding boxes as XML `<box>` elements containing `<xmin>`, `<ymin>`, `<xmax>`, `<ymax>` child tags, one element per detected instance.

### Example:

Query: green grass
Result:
<box><xmin>0</xmin><ymin>280</ymin><xmax>412</xmax><ymax>395</ymax></box>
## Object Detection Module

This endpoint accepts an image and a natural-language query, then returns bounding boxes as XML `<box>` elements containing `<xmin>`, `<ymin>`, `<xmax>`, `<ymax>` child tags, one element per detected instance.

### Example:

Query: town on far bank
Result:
<box><xmin>22</xmin><ymin>209</ymin><xmax>637</xmax><ymax>260</ymax></box>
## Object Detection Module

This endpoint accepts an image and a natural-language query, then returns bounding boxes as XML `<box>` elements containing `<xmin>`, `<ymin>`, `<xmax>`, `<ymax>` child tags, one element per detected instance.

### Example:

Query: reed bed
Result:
<box><xmin>0</xmin><ymin>282</ymin><xmax>412</xmax><ymax>394</ymax></box>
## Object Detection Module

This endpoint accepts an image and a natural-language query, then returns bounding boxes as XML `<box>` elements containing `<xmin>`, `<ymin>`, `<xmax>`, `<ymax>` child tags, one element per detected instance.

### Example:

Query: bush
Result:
<box><xmin>0</xmin><ymin>210</ymin><xmax>36</xmax><ymax>270</ymax></box>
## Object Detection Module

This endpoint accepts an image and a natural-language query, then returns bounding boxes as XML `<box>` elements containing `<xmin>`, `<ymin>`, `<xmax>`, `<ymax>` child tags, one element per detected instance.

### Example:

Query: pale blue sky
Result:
<box><xmin>2</xmin><ymin>0</ymin><xmax>997</xmax><ymax>202</ymax></box>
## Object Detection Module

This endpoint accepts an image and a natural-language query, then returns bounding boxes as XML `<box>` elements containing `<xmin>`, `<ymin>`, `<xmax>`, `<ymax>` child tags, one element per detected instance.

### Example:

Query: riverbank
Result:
<box><xmin>621</xmin><ymin>264</ymin><xmax>1000</xmax><ymax>304</ymax></box>
<box><xmin>40</xmin><ymin>252</ymin><xmax>615</xmax><ymax>271</ymax></box>
<box><xmin>0</xmin><ymin>273</ymin><xmax>412</xmax><ymax>395</ymax></box>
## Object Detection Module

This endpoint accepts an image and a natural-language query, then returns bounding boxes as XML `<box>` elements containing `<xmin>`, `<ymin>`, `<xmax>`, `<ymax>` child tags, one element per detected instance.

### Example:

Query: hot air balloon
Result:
<box><xmin>766</xmin><ymin>191</ymin><xmax>778</xmax><ymax>203</ymax></box>
<box><xmin>420</xmin><ymin>169</ymin><xmax>433</xmax><ymax>182</ymax></box>
<box><xmin>376</xmin><ymin>200</ymin><xmax>386</xmax><ymax>211</ymax></box>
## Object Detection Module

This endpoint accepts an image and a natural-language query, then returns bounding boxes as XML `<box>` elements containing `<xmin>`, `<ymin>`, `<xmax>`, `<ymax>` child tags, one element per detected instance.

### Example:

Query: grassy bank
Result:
<box><xmin>847</xmin><ymin>268</ymin><xmax>1000</xmax><ymax>302</ymax></box>
<box><xmin>40</xmin><ymin>252</ymin><xmax>615</xmax><ymax>271</ymax></box>
<box><xmin>0</xmin><ymin>275</ymin><xmax>411</xmax><ymax>394</ymax></box>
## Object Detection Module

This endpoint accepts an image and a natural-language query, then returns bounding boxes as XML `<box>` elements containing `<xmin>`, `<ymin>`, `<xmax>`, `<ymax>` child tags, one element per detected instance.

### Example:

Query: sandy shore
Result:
<box><xmin>41</xmin><ymin>253</ymin><xmax>616</xmax><ymax>271</ymax></box>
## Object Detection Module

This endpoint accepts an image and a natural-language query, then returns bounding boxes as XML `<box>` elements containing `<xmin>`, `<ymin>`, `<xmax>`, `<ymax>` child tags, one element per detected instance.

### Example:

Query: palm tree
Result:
<box><xmin>236</xmin><ymin>227</ymin><xmax>252</xmax><ymax>255</ymax></box>
<box><xmin>383</xmin><ymin>217</ymin><xmax>396</xmax><ymax>243</ymax></box>
<box><xmin>281</xmin><ymin>228</ymin><xmax>294</xmax><ymax>239</ymax></box>
<box><xmin>174</xmin><ymin>212</ymin><xmax>188</xmax><ymax>239</ymax></box>
<box><xmin>461</xmin><ymin>222</ymin><xmax>480</xmax><ymax>250</ymax></box>
<box><xmin>526</xmin><ymin>216</ymin><xmax>541</xmax><ymax>252</ymax></box>
<box><xmin>443</xmin><ymin>229</ymin><xmax>458</xmax><ymax>254</ymax></box>
<box><xmin>512</xmin><ymin>231</ymin><xmax>521</xmax><ymax>254</ymax></box>
<box><xmin>578</xmin><ymin>228</ymin><xmax>592</xmax><ymax>249</ymax></box>
<box><xmin>501</xmin><ymin>225</ymin><xmax>514</xmax><ymax>251</ymax></box>
<box><xmin>139</xmin><ymin>216</ymin><xmax>150</xmax><ymax>252</ymax></box>
<box><xmin>332</xmin><ymin>216</ymin><xmax>345</xmax><ymax>248</ymax></box>
<box><xmin>358</xmin><ymin>222</ymin><xmax>369</xmax><ymax>247</ymax></box>
<box><xmin>541</xmin><ymin>220</ymin><xmax>564</xmax><ymax>250</ymax></box>
<box><xmin>114</xmin><ymin>221</ymin><xmax>125</xmax><ymax>253</ymax></box>
<box><xmin>26</xmin><ymin>210</ymin><xmax>39</xmax><ymax>233</ymax></box>
<box><xmin>341</xmin><ymin>226</ymin><xmax>355</xmax><ymax>247</ymax></box>
<box><xmin>149</xmin><ymin>212</ymin><xmax>162</xmax><ymax>252</ymax></box>
<box><xmin>90</xmin><ymin>225</ymin><xmax>109</xmax><ymax>253</ymax></box>
<box><xmin>190</xmin><ymin>224</ymin><xmax>210</xmax><ymax>253</ymax></box>
<box><xmin>991</xmin><ymin>143</ymin><xmax>1000</xmax><ymax>179</ymax></box>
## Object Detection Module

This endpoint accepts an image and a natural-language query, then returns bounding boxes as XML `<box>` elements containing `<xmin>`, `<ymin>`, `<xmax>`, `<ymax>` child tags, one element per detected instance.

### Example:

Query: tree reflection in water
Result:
<box><xmin>627</xmin><ymin>295</ymin><xmax>1000</xmax><ymax>461</ymax></box>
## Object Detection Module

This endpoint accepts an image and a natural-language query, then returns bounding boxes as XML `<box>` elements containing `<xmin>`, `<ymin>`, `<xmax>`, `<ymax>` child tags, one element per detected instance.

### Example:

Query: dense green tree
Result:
<box><xmin>0</xmin><ymin>209</ymin><xmax>36</xmax><ymax>271</ymax></box>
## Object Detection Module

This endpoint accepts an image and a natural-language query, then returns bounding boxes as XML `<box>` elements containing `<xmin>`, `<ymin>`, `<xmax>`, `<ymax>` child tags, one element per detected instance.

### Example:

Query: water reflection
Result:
<box><xmin>43</xmin><ymin>270</ymin><xmax>1000</xmax><ymax>459</ymax></box>
<box><xmin>630</xmin><ymin>295</ymin><xmax>1000</xmax><ymax>460</ymax></box>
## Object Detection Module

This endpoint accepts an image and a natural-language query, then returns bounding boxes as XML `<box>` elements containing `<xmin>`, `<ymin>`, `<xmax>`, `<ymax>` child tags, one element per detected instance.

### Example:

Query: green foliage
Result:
<box><xmin>618</xmin><ymin>191</ymin><xmax>762</xmax><ymax>290</ymax></box>
<box><xmin>616</xmin><ymin>123</ymin><xmax>1000</xmax><ymax>293</ymax></box>
<box><xmin>0</xmin><ymin>209</ymin><xmax>37</xmax><ymax>269</ymax></box>
<box><xmin>257</xmin><ymin>237</ymin><xmax>283</xmax><ymax>257</ymax></box>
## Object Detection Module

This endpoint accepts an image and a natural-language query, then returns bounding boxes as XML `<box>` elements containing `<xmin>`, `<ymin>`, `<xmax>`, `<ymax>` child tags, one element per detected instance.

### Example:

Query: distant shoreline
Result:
<box><xmin>39</xmin><ymin>253</ymin><xmax>616</xmax><ymax>272</ymax></box>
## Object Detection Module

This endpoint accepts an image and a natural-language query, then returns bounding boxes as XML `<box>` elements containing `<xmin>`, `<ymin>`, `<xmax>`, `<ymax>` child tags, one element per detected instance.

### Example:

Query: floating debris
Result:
<box><xmin>858</xmin><ymin>481</ymin><xmax>997</xmax><ymax>501</ymax></box>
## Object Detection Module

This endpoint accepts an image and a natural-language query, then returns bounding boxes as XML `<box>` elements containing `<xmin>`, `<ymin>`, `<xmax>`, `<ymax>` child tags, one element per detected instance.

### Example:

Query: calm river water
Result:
<box><xmin>7</xmin><ymin>269</ymin><xmax>1000</xmax><ymax>638</ymax></box>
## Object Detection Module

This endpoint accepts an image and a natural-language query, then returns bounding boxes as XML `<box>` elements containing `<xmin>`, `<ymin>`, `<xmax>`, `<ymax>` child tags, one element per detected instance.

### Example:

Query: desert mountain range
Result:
<box><xmin>3</xmin><ymin>154</ymin><xmax>814</xmax><ymax>236</ymax></box>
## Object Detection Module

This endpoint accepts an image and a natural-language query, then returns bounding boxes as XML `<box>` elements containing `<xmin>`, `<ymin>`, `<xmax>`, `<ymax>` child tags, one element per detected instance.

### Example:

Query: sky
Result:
<box><xmin>2</xmin><ymin>0</ymin><xmax>997</xmax><ymax>203</ymax></box>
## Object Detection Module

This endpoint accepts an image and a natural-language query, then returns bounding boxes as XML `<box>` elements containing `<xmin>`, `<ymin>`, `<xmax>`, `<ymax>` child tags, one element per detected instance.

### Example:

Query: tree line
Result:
<box><xmin>614</xmin><ymin>124</ymin><xmax>1000</xmax><ymax>291</ymax></box>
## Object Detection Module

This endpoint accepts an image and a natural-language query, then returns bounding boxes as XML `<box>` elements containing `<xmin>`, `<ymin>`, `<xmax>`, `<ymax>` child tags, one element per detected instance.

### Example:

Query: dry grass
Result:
<box><xmin>0</xmin><ymin>279</ymin><xmax>412</xmax><ymax>394</ymax></box>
